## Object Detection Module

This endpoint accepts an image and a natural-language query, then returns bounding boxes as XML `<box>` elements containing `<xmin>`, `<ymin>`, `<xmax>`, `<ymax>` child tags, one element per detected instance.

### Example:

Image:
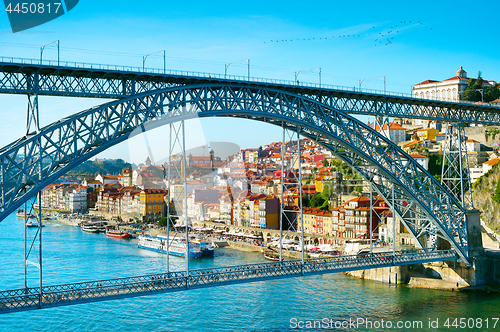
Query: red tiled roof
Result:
<box><xmin>483</xmin><ymin>158</ymin><xmax>500</xmax><ymax>166</ymax></box>
<box><xmin>414</xmin><ymin>79</ymin><xmax>439</xmax><ymax>85</ymax></box>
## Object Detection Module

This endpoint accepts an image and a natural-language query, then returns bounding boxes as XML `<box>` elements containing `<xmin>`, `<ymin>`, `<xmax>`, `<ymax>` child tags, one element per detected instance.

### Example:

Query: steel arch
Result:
<box><xmin>0</xmin><ymin>84</ymin><xmax>470</xmax><ymax>263</ymax></box>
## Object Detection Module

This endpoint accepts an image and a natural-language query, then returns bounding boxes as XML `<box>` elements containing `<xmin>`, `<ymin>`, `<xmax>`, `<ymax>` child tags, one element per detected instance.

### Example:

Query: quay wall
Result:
<box><xmin>346</xmin><ymin>266</ymin><xmax>407</xmax><ymax>284</ymax></box>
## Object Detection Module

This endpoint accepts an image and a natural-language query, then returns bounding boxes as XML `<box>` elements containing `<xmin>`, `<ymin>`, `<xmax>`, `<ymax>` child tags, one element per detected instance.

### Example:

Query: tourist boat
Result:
<box><xmin>138</xmin><ymin>235</ymin><xmax>202</xmax><ymax>258</ymax></box>
<box><xmin>81</xmin><ymin>225</ymin><xmax>103</xmax><ymax>233</ymax></box>
<box><xmin>26</xmin><ymin>220</ymin><xmax>44</xmax><ymax>228</ymax></box>
<box><xmin>189</xmin><ymin>235</ymin><xmax>214</xmax><ymax>257</ymax></box>
<box><xmin>16</xmin><ymin>209</ymin><xmax>36</xmax><ymax>219</ymax></box>
<box><xmin>261</xmin><ymin>248</ymin><xmax>282</xmax><ymax>262</ymax></box>
<box><xmin>105</xmin><ymin>229</ymin><xmax>130</xmax><ymax>239</ymax></box>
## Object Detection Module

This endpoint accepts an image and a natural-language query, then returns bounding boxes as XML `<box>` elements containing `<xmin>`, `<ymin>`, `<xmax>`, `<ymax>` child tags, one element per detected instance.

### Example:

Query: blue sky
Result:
<box><xmin>1</xmin><ymin>0</ymin><xmax>499</xmax><ymax>163</ymax></box>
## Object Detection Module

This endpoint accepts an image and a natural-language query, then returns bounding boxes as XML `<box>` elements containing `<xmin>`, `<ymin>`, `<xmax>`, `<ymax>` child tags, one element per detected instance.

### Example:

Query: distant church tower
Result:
<box><xmin>210</xmin><ymin>149</ymin><xmax>215</xmax><ymax>171</ymax></box>
<box><xmin>145</xmin><ymin>156</ymin><xmax>152</xmax><ymax>166</ymax></box>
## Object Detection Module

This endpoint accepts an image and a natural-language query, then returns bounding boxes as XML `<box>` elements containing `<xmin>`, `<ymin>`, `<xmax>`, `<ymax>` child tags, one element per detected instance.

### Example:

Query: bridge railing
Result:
<box><xmin>1</xmin><ymin>56</ymin><xmax>499</xmax><ymax>108</ymax></box>
<box><xmin>0</xmin><ymin>250</ymin><xmax>458</xmax><ymax>312</ymax></box>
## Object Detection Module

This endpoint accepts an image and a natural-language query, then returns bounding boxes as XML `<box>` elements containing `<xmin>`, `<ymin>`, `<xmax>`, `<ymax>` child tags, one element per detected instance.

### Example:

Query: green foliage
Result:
<box><xmin>485</xmin><ymin>129</ymin><xmax>500</xmax><ymax>142</ymax></box>
<box><xmin>66</xmin><ymin>159</ymin><xmax>132</xmax><ymax>176</ymax></box>
<box><xmin>330</xmin><ymin>159</ymin><xmax>343</xmax><ymax>167</ymax></box>
<box><xmin>322</xmin><ymin>159</ymin><xmax>329</xmax><ymax>167</ymax></box>
<box><xmin>492</xmin><ymin>179</ymin><xmax>500</xmax><ymax>203</ymax></box>
<box><xmin>427</xmin><ymin>154</ymin><xmax>443</xmax><ymax>177</ymax></box>
<box><xmin>319</xmin><ymin>200</ymin><xmax>330</xmax><ymax>210</ymax></box>
<box><xmin>309</xmin><ymin>193</ymin><xmax>325</xmax><ymax>208</ymax></box>
<box><xmin>462</xmin><ymin>72</ymin><xmax>500</xmax><ymax>103</ymax></box>
<box><xmin>158</xmin><ymin>216</ymin><xmax>176</xmax><ymax>228</ymax></box>
<box><xmin>321</xmin><ymin>182</ymin><xmax>333</xmax><ymax>200</ymax></box>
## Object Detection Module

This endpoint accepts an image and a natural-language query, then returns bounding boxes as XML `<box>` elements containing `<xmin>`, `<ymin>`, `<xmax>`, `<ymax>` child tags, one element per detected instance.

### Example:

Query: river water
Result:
<box><xmin>0</xmin><ymin>214</ymin><xmax>499</xmax><ymax>331</ymax></box>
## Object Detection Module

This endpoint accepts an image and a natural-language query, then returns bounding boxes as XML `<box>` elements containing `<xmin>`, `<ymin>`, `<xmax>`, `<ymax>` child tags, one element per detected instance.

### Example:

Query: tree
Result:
<box><xmin>485</xmin><ymin>84</ymin><xmax>500</xmax><ymax>103</ymax></box>
<box><xmin>427</xmin><ymin>154</ymin><xmax>443</xmax><ymax>178</ymax></box>
<box><xmin>158</xmin><ymin>216</ymin><xmax>176</xmax><ymax>228</ymax></box>
<box><xmin>322</xmin><ymin>159</ymin><xmax>329</xmax><ymax>167</ymax></box>
<box><xmin>309</xmin><ymin>193</ymin><xmax>325</xmax><ymax>208</ymax></box>
<box><xmin>321</xmin><ymin>182</ymin><xmax>333</xmax><ymax>201</ymax></box>
<box><xmin>460</xmin><ymin>72</ymin><xmax>500</xmax><ymax>102</ymax></box>
<box><xmin>492</xmin><ymin>179</ymin><xmax>500</xmax><ymax>204</ymax></box>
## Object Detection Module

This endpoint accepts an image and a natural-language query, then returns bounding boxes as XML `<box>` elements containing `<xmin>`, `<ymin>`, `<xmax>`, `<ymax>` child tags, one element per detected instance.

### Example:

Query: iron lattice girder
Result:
<box><xmin>0</xmin><ymin>84</ymin><xmax>470</xmax><ymax>263</ymax></box>
<box><xmin>0</xmin><ymin>250</ymin><xmax>457</xmax><ymax>314</ymax></box>
<box><xmin>0</xmin><ymin>62</ymin><xmax>500</xmax><ymax>124</ymax></box>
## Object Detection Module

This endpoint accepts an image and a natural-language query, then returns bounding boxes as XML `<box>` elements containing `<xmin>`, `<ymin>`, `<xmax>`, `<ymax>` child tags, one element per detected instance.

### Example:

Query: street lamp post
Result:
<box><xmin>294</xmin><ymin>68</ymin><xmax>321</xmax><ymax>87</ymax></box>
<box><xmin>224</xmin><ymin>59</ymin><xmax>250</xmax><ymax>80</ymax></box>
<box><xmin>143</xmin><ymin>50</ymin><xmax>166</xmax><ymax>73</ymax></box>
<box><xmin>359</xmin><ymin>76</ymin><xmax>385</xmax><ymax>93</ymax></box>
<box><xmin>40</xmin><ymin>40</ymin><xmax>59</xmax><ymax>65</ymax></box>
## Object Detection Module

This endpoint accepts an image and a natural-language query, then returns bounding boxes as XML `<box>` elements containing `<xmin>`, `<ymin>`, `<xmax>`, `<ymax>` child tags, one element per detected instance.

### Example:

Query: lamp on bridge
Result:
<box><xmin>40</xmin><ymin>40</ymin><xmax>59</xmax><ymax>66</ymax></box>
<box><xmin>224</xmin><ymin>59</ymin><xmax>250</xmax><ymax>80</ymax></box>
<box><xmin>143</xmin><ymin>50</ymin><xmax>166</xmax><ymax>74</ymax></box>
<box><xmin>294</xmin><ymin>68</ymin><xmax>321</xmax><ymax>87</ymax></box>
<box><xmin>358</xmin><ymin>76</ymin><xmax>386</xmax><ymax>93</ymax></box>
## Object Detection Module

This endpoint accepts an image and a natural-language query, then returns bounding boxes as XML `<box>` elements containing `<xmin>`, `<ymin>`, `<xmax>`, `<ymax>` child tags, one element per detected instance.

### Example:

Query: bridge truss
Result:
<box><xmin>0</xmin><ymin>60</ymin><xmax>500</xmax><ymax>125</ymax></box>
<box><xmin>0</xmin><ymin>84</ymin><xmax>472</xmax><ymax>265</ymax></box>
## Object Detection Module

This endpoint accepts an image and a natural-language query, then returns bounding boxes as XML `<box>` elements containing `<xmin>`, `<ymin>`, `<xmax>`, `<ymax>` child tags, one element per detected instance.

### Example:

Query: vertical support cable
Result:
<box><xmin>166</xmin><ymin>123</ymin><xmax>172</xmax><ymax>274</ymax></box>
<box><xmin>392</xmin><ymin>185</ymin><xmax>395</xmax><ymax>256</ymax></box>
<box><xmin>38</xmin><ymin>191</ymin><xmax>42</xmax><ymax>308</ymax></box>
<box><xmin>182</xmin><ymin>121</ymin><xmax>189</xmax><ymax>278</ymax></box>
<box><xmin>297</xmin><ymin>128</ymin><xmax>304</xmax><ymax>266</ymax></box>
<box><xmin>24</xmin><ymin>200</ymin><xmax>27</xmax><ymax>290</ymax></box>
<box><xmin>279</xmin><ymin>125</ymin><xmax>285</xmax><ymax>261</ymax></box>
<box><xmin>369</xmin><ymin>180</ymin><xmax>373</xmax><ymax>253</ymax></box>
<box><xmin>38</xmin><ymin>133</ymin><xmax>42</xmax><ymax>308</ymax></box>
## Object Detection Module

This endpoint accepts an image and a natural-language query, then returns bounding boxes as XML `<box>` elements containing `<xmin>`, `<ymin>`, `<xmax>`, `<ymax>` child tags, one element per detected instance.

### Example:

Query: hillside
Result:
<box><xmin>472</xmin><ymin>163</ymin><xmax>500</xmax><ymax>233</ymax></box>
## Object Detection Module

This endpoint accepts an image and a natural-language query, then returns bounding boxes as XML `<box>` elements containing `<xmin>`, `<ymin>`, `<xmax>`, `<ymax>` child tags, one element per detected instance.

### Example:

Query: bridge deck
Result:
<box><xmin>1</xmin><ymin>57</ymin><xmax>499</xmax><ymax>125</ymax></box>
<box><xmin>0</xmin><ymin>250</ymin><xmax>457</xmax><ymax>314</ymax></box>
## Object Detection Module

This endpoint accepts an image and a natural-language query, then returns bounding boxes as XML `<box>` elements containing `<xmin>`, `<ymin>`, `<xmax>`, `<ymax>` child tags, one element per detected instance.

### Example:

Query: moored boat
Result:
<box><xmin>105</xmin><ymin>229</ymin><xmax>130</xmax><ymax>239</ymax></box>
<box><xmin>17</xmin><ymin>209</ymin><xmax>36</xmax><ymax>219</ymax></box>
<box><xmin>81</xmin><ymin>225</ymin><xmax>103</xmax><ymax>233</ymax></box>
<box><xmin>261</xmin><ymin>248</ymin><xmax>282</xmax><ymax>261</ymax></box>
<box><xmin>189</xmin><ymin>235</ymin><xmax>214</xmax><ymax>257</ymax></box>
<box><xmin>138</xmin><ymin>235</ymin><xmax>202</xmax><ymax>258</ymax></box>
<box><xmin>26</xmin><ymin>220</ymin><xmax>44</xmax><ymax>228</ymax></box>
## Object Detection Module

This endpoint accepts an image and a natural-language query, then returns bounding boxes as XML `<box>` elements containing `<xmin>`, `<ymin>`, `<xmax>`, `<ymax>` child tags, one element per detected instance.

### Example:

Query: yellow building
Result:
<box><xmin>300</xmin><ymin>208</ymin><xmax>317</xmax><ymax>234</ymax></box>
<box><xmin>140</xmin><ymin>189</ymin><xmax>166</xmax><ymax>221</ymax></box>
<box><xmin>416</xmin><ymin>128</ymin><xmax>439</xmax><ymax>141</ymax></box>
<box><xmin>321</xmin><ymin>211</ymin><xmax>334</xmax><ymax>237</ymax></box>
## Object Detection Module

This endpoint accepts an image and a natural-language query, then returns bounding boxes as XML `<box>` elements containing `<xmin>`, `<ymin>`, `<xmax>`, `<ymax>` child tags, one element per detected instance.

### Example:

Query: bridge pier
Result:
<box><xmin>346</xmin><ymin>265</ymin><xmax>407</xmax><ymax>285</ymax></box>
<box><xmin>421</xmin><ymin>209</ymin><xmax>500</xmax><ymax>287</ymax></box>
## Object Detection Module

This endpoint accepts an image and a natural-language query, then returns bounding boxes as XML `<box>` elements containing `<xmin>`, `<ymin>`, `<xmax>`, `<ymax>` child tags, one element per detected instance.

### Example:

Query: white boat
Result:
<box><xmin>26</xmin><ymin>220</ymin><xmax>44</xmax><ymax>228</ymax></box>
<box><xmin>138</xmin><ymin>235</ymin><xmax>202</xmax><ymax>258</ymax></box>
<box><xmin>189</xmin><ymin>235</ymin><xmax>214</xmax><ymax>257</ymax></box>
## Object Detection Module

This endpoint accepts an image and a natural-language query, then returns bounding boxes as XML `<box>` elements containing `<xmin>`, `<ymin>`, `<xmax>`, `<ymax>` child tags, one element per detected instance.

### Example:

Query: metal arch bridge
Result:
<box><xmin>0</xmin><ymin>82</ymin><xmax>474</xmax><ymax>260</ymax></box>
<box><xmin>0</xmin><ymin>58</ymin><xmax>486</xmax><ymax>310</ymax></box>
<box><xmin>0</xmin><ymin>58</ymin><xmax>500</xmax><ymax>124</ymax></box>
<box><xmin>0</xmin><ymin>249</ymin><xmax>458</xmax><ymax>314</ymax></box>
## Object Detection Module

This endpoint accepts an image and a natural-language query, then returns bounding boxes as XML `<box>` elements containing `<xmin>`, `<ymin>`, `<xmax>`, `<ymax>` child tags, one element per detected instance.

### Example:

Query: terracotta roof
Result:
<box><xmin>409</xmin><ymin>154</ymin><xmax>429</xmax><ymax>159</ymax></box>
<box><xmin>466</xmin><ymin>139</ymin><xmax>479</xmax><ymax>143</ymax></box>
<box><xmin>414</xmin><ymin>79</ymin><xmax>439</xmax><ymax>85</ymax></box>
<box><xmin>374</xmin><ymin>122</ymin><xmax>405</xmax><ymax>131</ymax></box>
<box><xmin>483</xmin><ymin>158</ymin><xmax>500</xmax><ymax>166</ymax></box>
<box><xmin>441</xmin><ymin>76</ymin><xmax>470</xmax><ymax>83</ymax></box>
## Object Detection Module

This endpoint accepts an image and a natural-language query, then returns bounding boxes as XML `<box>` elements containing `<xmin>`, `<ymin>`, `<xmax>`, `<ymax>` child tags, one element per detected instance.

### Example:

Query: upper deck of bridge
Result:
<box><xmin>1</xmin><ymin>56</ymin><xmax>499</xmax><ymax>115</ymax></box>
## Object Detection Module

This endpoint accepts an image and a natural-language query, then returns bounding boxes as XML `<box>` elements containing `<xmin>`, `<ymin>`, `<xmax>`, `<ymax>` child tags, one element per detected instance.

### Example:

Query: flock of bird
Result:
<box><xmin>265</xmin><ymin>21</ymin><xmax>427</xmax><ymax>47</ymax></box>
